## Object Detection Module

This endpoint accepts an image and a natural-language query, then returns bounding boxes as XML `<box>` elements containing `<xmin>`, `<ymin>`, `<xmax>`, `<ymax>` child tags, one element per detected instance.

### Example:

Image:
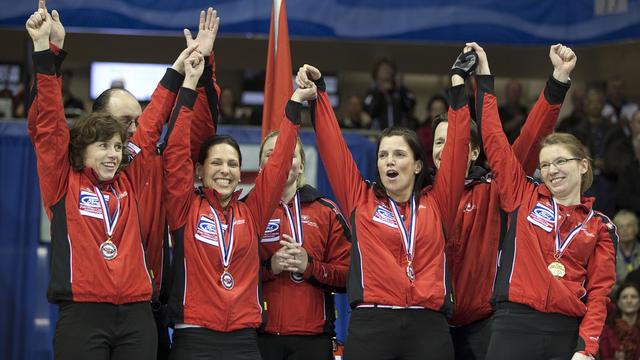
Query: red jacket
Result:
<box><xmin>312</xmin><ymin>81</ymin><xmax>469</xmax><ymax>313</ymax></box>
<box><xmin>479</xmin><ymin>75</ymin><xmax>617</xmax><ymax>356</ymax></box>
<box><xmin>28</xmin><ymin>49</ymin><xmax>175</xmax><ymax>304</ymax></box>
<box><xmin>448</xmin><ymin>76</ymin><xmax>569</xmax><ymax>326</ymax></box>
<box><xmin>163</xmin><ymin>90</ymin><xmax>301</xmax><ymax>332</ymax></box>
<box><xmin>137</xmin><ymin>54</ymin><xmax>220</xmax><ymax>301</ymax></box>
<box><xmin>259</xmin><ymin>185</ymin><xmax>351</xmax><ymax>335</ymax></box>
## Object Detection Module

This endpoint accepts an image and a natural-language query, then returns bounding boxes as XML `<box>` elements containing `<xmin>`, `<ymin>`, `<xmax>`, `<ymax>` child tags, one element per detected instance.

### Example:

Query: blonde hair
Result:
<box><xmin>539</xmin><ymin>132</ymin><xmax>593</xmax><ymax>194</ymax></box>
<box><xmin>259</xmin><ymin>131</ymin><xmax>306</xmax><ymax>189</ymax></box>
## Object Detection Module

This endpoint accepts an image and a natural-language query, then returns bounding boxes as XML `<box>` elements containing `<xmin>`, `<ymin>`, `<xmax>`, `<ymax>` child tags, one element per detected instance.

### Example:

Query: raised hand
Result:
<box><xmin>296</xmin><ymin>64</ymin><xmax>322</xmax><ymax>89</ymax></box>
<box><xmin>182</xmin><ymin>51</ymin><xmax>205</xmax><ymax>90</ymax></box>
<box><xmin>171</xmin><ymin>43</ymin><xmax>199</xmax><ymax>75</ymax></box>
<box><xmin>26</xmin><ymin>7</ymin><xmax>51</xmax><ymax>52</ymax></box>
<box><xmin>39</xmin><ymin>0</ymin><xmax>65</xmax><ymax>48</ymax></box>
<box><xmin>550</xmin><ymin>44</ymin><xmax>577</xmax><ymax>83</ymax></box>
<box><xmin>465</xmin><ymin>42</ymin><xmax>490</xmax><ymax>75</ymax></box>
<box><xmin>184</xmin><ymin>7</ymin><xmax>220</xmax><ymax>56</ymax></box>
<box><xmin>291</xmin><ymin>83</ymin><xmax>318</xmax><ymax>103</ymax></box>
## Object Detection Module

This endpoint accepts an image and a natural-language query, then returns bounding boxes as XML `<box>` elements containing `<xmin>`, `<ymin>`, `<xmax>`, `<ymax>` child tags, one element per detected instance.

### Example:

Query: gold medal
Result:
<box><xmin>547</xmin><ymin>260</ymin><xmax>565</xmax><ymax>278</ymax></box>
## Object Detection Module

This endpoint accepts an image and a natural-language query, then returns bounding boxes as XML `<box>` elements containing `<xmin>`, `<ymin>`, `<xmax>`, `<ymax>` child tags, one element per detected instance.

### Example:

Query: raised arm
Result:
<box><xmin>575</xmin><ymin>217</ymin><xmax>617</xmax><ymax>358</ymax></box>
<box><xmin>26</xmin><ymin>7</ymin><xmax>70</xmax><ymax>209</ymax></box>
<box><xmin>513</xmin><ymin>44</ymin><xmax>574</xmax><ymax>175</ymax></box>
<box><xmin>183</xmin><ymin>7</ymin><xmax>221</xmax><ymax>162</ymax></box>
<box><xmin>162</xmin><ymin>52</ymin><xmax>204</xmax><ymax>230</ymax></box>
<box><xmin>300</xmin><ymin>64</ymin><xmax>367</xmax><ymax>216</ymax></box>
<box><xmin>244</xmin><ymin>88</ymin><xmax>308</xmax><ymax>235</ymax></box>
<box><xmin>471</xmin><ymin>43</ymin><xmax>531</xmax><ymax>212</ymax></box>
<box><xmin>431</xmin><ymin>50</ymin><xmax>474</xmax><ymax>236</ymax></box>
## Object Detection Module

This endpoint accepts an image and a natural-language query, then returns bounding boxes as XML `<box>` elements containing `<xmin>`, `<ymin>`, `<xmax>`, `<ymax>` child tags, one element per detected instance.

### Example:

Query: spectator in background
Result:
<box><xmin>561</xmin><ymin>84</ymin><xmax>587</xmax><ymax>126</ymax></box>
<box><xmin>340</xmin><ymin>95</ymin><xmax>371</xmax><ymax>129</ymax></box>
<box><xmin>615</xmin><ymin>133</ymin><xmax>640</xmax><ymax>217</ymax></box>
<box><xmin>0</xmin><ymin>89</ymin><xmax>13</xmax><ymax>118</ymax></box>
<box><xmin>363</xmin><ymin>57</ymin><xmax>416</xmax><ymax>130</ymax></box>
<box><xmin>417</xmin><ymin>94</ymin><xmax>447</xmax><ymax>168</ymax></box>
<box><xmin>498</xmin><ymin>80</ymin><xmax>528</xmax><ymax>144</ymax></box>
<box><xmin>602</xmin><ymin>77</ymin><xmax>638</xmax><ymax>126</ymax></box>
<box><xmin>614</xmin><ymin>211</ymin><xmax>640</xmax><ymax>288</ymax></box>
<box><xmin>219</xmin><ymin>87</ymin><xmax>252</xmax><ymax>125</ymax></box>
<box><xmin>599</xmin><ymin>283</ymin><xmax>640</xmax><ymax>360</ymax></box>
<box><xmin>61</xmin><ymin>69</ymin><xmax>85</xmax><ymax>118</ymax></box>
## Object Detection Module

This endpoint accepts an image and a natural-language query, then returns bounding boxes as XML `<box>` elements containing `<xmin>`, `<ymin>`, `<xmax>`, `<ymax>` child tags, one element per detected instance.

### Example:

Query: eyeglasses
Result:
<box><xmin>539</xmin><ymin>157</ymin><xmax>581</xmax><ymax>172</ymax></box>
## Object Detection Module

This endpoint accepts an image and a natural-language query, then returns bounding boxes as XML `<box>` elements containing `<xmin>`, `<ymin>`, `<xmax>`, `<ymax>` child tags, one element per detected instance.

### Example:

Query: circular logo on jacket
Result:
<box><xmin>99</xmin><ymin>240</ymin><xmax>118</xmax><ymax>260</ymax></box>
<box><xmin>290</xmin><ymin>272</ymin><xmax>304</xmax><ymax>283</ymax></box>
<box><xmin>221</xmin><ymin>271</ymin><xmax>235</xmax><ymax>290</ymax></box>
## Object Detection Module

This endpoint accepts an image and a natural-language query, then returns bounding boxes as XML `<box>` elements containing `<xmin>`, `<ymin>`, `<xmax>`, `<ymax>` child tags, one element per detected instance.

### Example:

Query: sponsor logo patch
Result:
<box><xmin>261</xmin><ymin>218</ymin><xmax>281</xmax><ymax>243</ymax></box>
<box><xmin>194</xmin><ymin>215</ymin><xmax>227</xmax><ymax>246</ymax></box>
<box><xmin>372</xmin><ymin>205</ymin><xmax>398</xmax><ymax>229</ymax></box>
<box><xmin>78</xmin><ymin>190</ymin><xmax>108</xmax><ymax>219</ymax></box>
<box><xmin>526</xmin><ymin>202</ymin><xmax>554</xmax><ymax>232</ymax></box>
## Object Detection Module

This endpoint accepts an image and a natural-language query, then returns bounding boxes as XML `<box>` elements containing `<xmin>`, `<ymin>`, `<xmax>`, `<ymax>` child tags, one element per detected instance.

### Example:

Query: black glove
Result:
<box><xmin>451</xmin><ymin>51</ymin><xmax>479</xmax><ymax>79</ymax></box>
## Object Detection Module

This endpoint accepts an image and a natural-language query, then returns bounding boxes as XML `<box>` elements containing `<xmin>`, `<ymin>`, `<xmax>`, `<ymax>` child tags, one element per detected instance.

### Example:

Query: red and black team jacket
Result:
<box><xmin>447</xmin><ymin>76</ymin><xmax>570</xmax><ymax>326</ymax></box>
<box><xmin>137</xmin><ymin>54</ymin><xmax>220</xmax><ymax>302</ymax></box>
<box><xmin>478</xmin><ymin>75</ymin><xmax>617</xmax><ymax>356</ymax></box>
<box><xmin>28</xmin><ymin>49</ymin><xmax>177</xmax><ymax>304</ymax></box>
<box><xmin>259</xmin><ymin>185</ymin><xmax>351</xmax><ymax>335</ymax></box>
<box><xmin>163</xmin><ymin>89</ymin><xmax>301</xmax><ymax>332</ymax></box>
<box><xmin>312</xmin><ymin>79</ymin><xmax>469</xmax><ymax>313</ymax></box>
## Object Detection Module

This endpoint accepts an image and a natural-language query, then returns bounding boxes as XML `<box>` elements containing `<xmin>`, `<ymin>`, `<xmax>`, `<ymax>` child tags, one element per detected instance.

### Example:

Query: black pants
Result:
<box><xmin>153</xmin><ymin>303</ymin><xmax>170</xmax><ymax>360</ymax></box>
<box><xmin>344</xmin><ymin>307</ymin><xmax>454</xmax><ymax>360</ymax></box>
<box><xmin>486</xmin><ymin>302</ymin><xmax>579</xmax><ymax>360</ymax></box>
<box><xmin>450</xmin><ymin>316</ymin><xmax>492</xmax><ymax>360</ymax></box>
<box><xmin>53</xmin><ymin>301</ymin><xmax>157</xmax><ymax>360</ymax></box>
<box><xmin>169</xmin><ymin>328</ymin><xmax>262</xmax><ymax>360</ymax></box>
<box><xmin>257</xmin><ymin>333</ymin><xmax>333</xmax><ymax>360</ymax></box>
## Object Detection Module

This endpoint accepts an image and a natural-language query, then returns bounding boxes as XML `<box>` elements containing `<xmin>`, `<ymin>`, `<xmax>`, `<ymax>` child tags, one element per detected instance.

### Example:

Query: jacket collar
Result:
<box><xmin>81</xmin><ymin>167</ymin><xmax>120</xmax><ymax>189</ymax></box>
<box><xmin>536</xmin><ymin>184</ymin><xmax>595</xmax><ymax>212</ymax></box>
<box><xmin>198</xmin><ymin>186</ymin><xmax>243</xmax><ymax>212</ymax></box>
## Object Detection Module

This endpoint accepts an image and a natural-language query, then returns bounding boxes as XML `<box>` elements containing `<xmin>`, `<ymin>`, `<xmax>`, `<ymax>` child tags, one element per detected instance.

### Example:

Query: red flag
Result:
<box><xmin>261</xmin><ymin>0</ymin><xmax>293</xmax><ymax>139</ymax></box>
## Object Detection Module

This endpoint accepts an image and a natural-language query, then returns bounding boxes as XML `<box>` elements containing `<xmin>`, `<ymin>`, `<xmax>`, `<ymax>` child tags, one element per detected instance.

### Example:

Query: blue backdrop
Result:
<box><xmin>1</xmin><ymin>0</ymin><xmax>640</xmax><ymax>45</ymax></box>
<box><xmin>0</xmin><ymin>121</ymin><xmax>377</xmax><ymax>359</ymax></box>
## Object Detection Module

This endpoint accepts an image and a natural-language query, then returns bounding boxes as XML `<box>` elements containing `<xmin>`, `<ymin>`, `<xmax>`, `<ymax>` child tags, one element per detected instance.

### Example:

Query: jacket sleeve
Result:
<box><xmin>476</xmin><ymin>75</ymin><xmax>531</xmax><ymax>212</ymax></box>
<box><xmin>125</xmin><ymin>68</ymin><xmax>184</xmax><ymax>191</ymax></box>
<box><xmin>162</xmin><ymin>88</ymin><xmax>198</xmax><ymax>230</ymax></box>
<box><xmin>28</xmin><ymin>49</ymin><xmax>70</xmax><ymax>210</ymax></box>
<box><xmin>512</xmin><ymin>76</ymin><xmax>569</xmax><ymax>175</ymax></box>
<box><xmin>576</xmin><ymin>217</ymin><xmax>617</xmax><ymax>356</ymax></box>
<box><xmin>27</xmin><ymin>43</ymin><xmax>66</xmax><ymax>145</ymax></box>
<box><xmin>244</xmin><ymin>101</ymin><xmax>301</xmax><ymax>236</ymax></box>
<box><xmin>312</xmin><ymin>81</ymin><xmax>368</xmax><ymax>217</ymax></box>
<box><xmin>303</xmin><ymin>198</ymin><xmax>351</xmax><ymax>292</ymax></box>
<box><xmin>431</xmin><ymin>84</ymin><xmax>470</xmax><ymax>237</ymax></box>
<box><xmin>189</xmin><ymin>53</ymin><xmax>220</xmax><ymax>163</ymax></box>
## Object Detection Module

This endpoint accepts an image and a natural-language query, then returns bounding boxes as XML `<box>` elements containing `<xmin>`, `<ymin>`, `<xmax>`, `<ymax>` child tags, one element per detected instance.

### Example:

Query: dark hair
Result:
<box><xmin>426</xmin><ymin>94</ymin><xmax>448</xmax><ymax>114</ymax></box>
<box><xmin>68</xmin><ymin>112</ymin><xmax>129</xmax><ymax>172</ymax></box>
<box><xmin>197</xmin><ymin>134</ymin><xmax>242</xmax><ymax>167</ymax></box>
<box><xmin>92</xmin><ymin>88</ymin><xmax>135</xmax><ymax>113</ymax></box>
<box><xmin>539</xmin><ymin>132</ymin><xmax>593</xmax><ymax>194</ymax></box>
<box><xmin>431</xmin><ymin>112</ymin><xmax>480</xmax><ymax>152</ymax></box>
<box><xmin>606</xmin><ymin>282</ymin><xmax>640</xmax><ymax>325</ymax></box>
<box><xmin>371</xmin><ymin>57</ymin><xmax>397</xmax><ymax>80</ymax></box>
<box><xmin>375</xmin><ymin>126</ymin><xmax>430</xmax><ymax>195</ymax></box>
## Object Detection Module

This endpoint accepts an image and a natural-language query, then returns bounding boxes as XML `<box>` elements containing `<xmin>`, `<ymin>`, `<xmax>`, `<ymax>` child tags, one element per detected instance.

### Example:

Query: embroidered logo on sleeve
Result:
<box><xmin>127</xmin><ymin>141</ymin><xmax>142</xmax><ymax>161</ymax></box>
<box><xmin>195</xmin><ymin>215</ymin><xmax>226</xmax><ymax>246</ymax></box>
<box><xmin>260</xmin><ymin>219</ymin><xmax>281</xmax><ymax>243</ymax></box>
<box><xmin>372</xmin><ymin>205</ymin><xmax>398</xmax><ymax>229</ymax></box>
<box><xmin>78</xmin><ymin>190</ymin><xmax>108</xmax><ymax>219</ymax></box>
<box><xmin>526</xmin><ymin>202</ymin><xmax>554</xmax><ymax>232</ymax></box>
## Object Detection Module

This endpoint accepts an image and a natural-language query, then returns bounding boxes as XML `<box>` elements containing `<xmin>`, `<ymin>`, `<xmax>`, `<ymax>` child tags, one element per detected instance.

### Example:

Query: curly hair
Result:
<box><xmin>68</xmin><ymin>112</ymin><xmax>129</xmax><ymax>172</ymax></box>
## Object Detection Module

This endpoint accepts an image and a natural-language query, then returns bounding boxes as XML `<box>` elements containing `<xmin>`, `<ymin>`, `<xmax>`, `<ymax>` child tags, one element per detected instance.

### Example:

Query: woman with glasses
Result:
<box><xmin>471</xmin><ymin>41</ymin><xmax>617</xmax><ymax>360</ymax></box>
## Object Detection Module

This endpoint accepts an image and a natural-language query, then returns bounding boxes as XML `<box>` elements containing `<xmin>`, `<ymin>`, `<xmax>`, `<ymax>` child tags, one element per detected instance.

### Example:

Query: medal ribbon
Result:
<box><xmin>210</xmin><ymin>206</ymin><xmax>235</xmax><ymax>268</ymax></box>
<box><xmin>94</xmin><ymin>186</ymin><xmax>121</xmax><ymax>240</ymax></box>
<box><xmin>551</xmin><ymin>198</ymin><xmax>594</xmax><ymax>258</ymax></box>
<box><xmin>388</xmin><ymin>194</ymin><xmax>416</xmax><ymax>262</ymax></box>
<box><xmin>281</xmin><ymin>192</ymin><xmax>303</xmax><ymax>246</ymax></box>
